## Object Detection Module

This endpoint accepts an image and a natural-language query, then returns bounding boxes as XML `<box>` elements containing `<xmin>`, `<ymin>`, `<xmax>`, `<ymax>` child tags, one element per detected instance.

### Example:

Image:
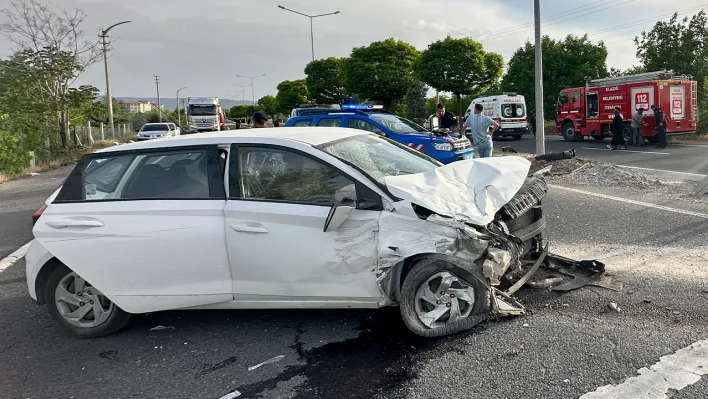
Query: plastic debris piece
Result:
<box><xmin>522</xmin><ymin>323</ymin><xmax>529</xmax><ymax>327</ymax></box>
<box><xmin>607</xmin><ymin>302</ymin><xmax>621</xmax><ymax>313</ymax></box>
<box><xmin>643</xmin><ymin>299</ymin><xmax>652</xmax><ymax>304</ymax></box>
<box><xmin>563</xmin><ymin>379</ymin><xmax>570</xmax><ymax>383</ymax></box>
<box><xmin>218</xmin><ymin>391</ymin><xmax>241</xmax><ymax>399</ymax></box>
<box><xmin>149</xmin><ymin>325</ymin><xmax>175</xmax><ymax>331</ymax></box>
<box><xmin>248</xmin><ymin>355</ymin><xmax>285</xmax><ymax>372</ymax></box>
<box><xmin>28</xmin><ymin>172</ymin><xmax>40</xmax><ymax>176</ymax></box>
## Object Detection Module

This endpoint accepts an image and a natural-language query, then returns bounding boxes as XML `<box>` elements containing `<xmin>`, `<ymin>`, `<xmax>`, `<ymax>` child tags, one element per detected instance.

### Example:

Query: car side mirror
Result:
<box><xmin>323</xmin><ymin>202</ymin><xmax>355</xmax><ymax>232</ymax></box>
<box><xmin>431</xmin><ymin>116</ymin><xmax>440</xmax><ymax>130</ymax></box>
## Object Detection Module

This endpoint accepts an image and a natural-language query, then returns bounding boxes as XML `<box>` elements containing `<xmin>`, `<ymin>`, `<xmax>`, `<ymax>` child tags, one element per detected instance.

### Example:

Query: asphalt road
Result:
<box><xmin>1</xmin><ymin>162</ymin><xmax>707</xmax><ymax>399</ymax></box>
<box><xmin>503</xmin><ymin>134</ymin><xmax>708</xmax><ymax>175</ymax></box>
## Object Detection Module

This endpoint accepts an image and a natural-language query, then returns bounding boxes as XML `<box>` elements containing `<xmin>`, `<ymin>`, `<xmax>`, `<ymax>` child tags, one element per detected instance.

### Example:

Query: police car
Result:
<box><xmin>284</xmin><ymin>105</ymin><xmax>474</xmax><ymax>164</ymax></box>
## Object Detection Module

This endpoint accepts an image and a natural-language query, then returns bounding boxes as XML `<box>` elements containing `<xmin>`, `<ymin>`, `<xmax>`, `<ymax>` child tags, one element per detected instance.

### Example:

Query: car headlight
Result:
<box><xmin>433</xmin><ymin>142</ymin><xmax>453</xmax><ymax>151</ymax></box>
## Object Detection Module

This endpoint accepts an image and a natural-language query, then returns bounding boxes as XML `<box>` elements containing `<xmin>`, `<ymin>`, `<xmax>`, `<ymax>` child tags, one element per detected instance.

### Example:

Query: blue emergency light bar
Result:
<box><xmin>341</xmin><ymin>104</ymin><xmax>384</xmax><ymax>110</ymax></box>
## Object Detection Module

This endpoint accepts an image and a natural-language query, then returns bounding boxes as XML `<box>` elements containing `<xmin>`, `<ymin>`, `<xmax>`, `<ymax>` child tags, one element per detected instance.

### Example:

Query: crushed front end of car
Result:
<box><xmin>378</xmin><ymin>156</ymin><xmax>622</xmax><ymax>334</ymax></box>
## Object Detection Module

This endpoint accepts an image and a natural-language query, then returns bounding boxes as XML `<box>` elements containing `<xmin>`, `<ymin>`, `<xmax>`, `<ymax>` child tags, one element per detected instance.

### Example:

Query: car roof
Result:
<box><xmin>98</xmin><ymin>127</ymin><xmax>368</xmax><ymax>153</ymax></box>
<box><xmin>142</xmin><ymin>123</ymin><xmax>169</xmax><ymax>126</ymax></box>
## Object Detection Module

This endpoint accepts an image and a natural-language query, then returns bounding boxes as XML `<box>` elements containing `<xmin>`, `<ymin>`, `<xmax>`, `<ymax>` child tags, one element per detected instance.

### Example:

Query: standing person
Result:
<box><xmin>631</xmin><ymin>107</ymin><xmax>648</xmax><ymax>146</ymax></box>
<box><xmin>252</xmin><ymin>112</ymin><xmax>268</xmax><ymax>128</ymax></box>
<box><xmin>436</xmin><ymin>103</ymin><xmax>458</xmax><ymax>131</ymax></box>
<box><xmin>608</xmin><ymin>107</ymin><xmax>626</xmax><ymax>150</ymax></box>
<box><xmin>462</xmin><ymin>103</ymin><xmax>500</xmax><ymax>158</ymax></box>
<box><xmin>529</xmin><ymin>112</ymin><xmax>536</xmax><ymax>137</ymax></box>
<box><xmin>650</xmin><ymin>105</ymin><xmax>667</xmax><ymax>149</ymax></box>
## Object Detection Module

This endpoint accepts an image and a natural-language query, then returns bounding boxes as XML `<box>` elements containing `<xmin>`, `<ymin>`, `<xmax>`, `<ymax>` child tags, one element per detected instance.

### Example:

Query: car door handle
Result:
<box><xmin>45</xmin><ymin>219</ymin><xmax>104</xmax><ymax>229</ymax></box>
<box><xmin>230</xmin><ymin>223</ymin><xmax>269</xmax><ymax>234</ymax></box>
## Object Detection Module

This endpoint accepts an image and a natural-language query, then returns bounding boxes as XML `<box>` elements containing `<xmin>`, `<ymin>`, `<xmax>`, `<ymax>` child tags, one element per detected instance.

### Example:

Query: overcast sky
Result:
<box><xmin>0</xmin><ymin>0</ymin><xmax>705</xmax><ymax>101</ymax></box>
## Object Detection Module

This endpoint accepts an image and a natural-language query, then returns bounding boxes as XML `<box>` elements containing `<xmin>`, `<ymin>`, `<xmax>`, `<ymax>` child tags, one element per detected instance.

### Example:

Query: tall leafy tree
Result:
<box><xmin>342</xmin><ymin>38</ymin><xmax>420</xmax><ymax>109</ymax></box>
<box><xmin>501</xmin><ymin>34</ymin><xmax>609</xmax><ymax>119</ymax></box>
<box><xmin>405</xmin><ymin>81</ymin><xmax>428</xmax><ymax>125</ymax></box>
<box><xmin>305</xmin><ymin>57</ymin><xmax>348</xmax><ymax>104</ymax></box>
<box><xmin>635</xmin><ymin>11</ymin><xmax>708</xmax><ymax>132</ymax></box>
<box><xmin>257</xmin><ymin>95</ymin><xmax>280</xmax><ymax>119</ymax></box>
<box><xmin>416</xmin><ymin>36</ymin><xmax>503</xmax><ymax>117</ymax></box>
<box><xmin>276</xmin><ymin>80</ymin><xmax>309</xmax><ymax>114</ymax></box>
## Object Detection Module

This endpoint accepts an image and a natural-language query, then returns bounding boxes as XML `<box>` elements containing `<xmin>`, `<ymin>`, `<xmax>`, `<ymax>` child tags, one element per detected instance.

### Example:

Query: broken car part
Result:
<box><xmin>534</xmin><ymin>149</ymin><xmax>577</xmax><ymax>161</ymax></box>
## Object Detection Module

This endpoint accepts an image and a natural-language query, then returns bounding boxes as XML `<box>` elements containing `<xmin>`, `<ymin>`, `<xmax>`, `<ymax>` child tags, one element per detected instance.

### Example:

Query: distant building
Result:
<box><xmin>121</xmin><ymin>101</ymin><xmax>165</xmax><ymax>114</ymax></box>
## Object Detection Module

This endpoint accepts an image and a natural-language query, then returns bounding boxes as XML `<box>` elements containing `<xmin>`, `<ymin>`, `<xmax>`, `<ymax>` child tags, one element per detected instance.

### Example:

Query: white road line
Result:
<box><xmin>0</xmin><ymin>242</ymin><xmax>31</xmax><ymax>273</ymax></box>
<box><xmin>580</xmin><ymin>339</ymin><xmax>708</xmax><ymax>399</ymax></box>
<box><xmin>670</xmin><ymin>143</ymin><xmax>708</xmax><ymax>148</ymax></box>
<box><xmin>549</xmin><ymin>185</ymin><xmax>708</xmax><ymax>219</ymax></box>
<box><xmin>617</xmin><ymin>165</ymin><xmax>707</xmax><ymax>178</ymax></box>
<box><xmin>582</xmin><ymin>147</ymin><xmax>670</xmax><ymax>155</ymax></box>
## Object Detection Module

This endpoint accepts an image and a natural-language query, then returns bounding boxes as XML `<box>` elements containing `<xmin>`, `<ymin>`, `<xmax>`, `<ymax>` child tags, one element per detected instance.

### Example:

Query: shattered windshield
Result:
<box><xmin>369</xmin><ymin>114</ymin><xmax>426</xmax><ymax>134</ymax></box>
<box><xmin>317</xmin><ymin>134</ymin><xmax>440</xmax><ymax>184</ymax></box>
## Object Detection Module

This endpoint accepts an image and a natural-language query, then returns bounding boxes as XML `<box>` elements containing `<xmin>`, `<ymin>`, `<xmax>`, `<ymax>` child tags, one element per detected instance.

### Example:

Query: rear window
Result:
<box><xmin>501</xmin><ymin>104</ymin><xmax>525</xmax><ymax>118</ymax></box>
<box><xmin>291</xmin><ymin>119</ymin><xmax>313</xmax><ymax>127</ymax></box>
<box><xmin>317</xmin><ymin>118</ymin><xmax>342</xmax><ymax>127</ymax></box>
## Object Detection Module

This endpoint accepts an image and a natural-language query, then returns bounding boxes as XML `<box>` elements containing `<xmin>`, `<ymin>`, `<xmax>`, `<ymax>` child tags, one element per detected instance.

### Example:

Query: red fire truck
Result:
<box><xmin>556</xmin><ymin>70</ymin><xmax>698</xmax><ymax>142</ymax></box>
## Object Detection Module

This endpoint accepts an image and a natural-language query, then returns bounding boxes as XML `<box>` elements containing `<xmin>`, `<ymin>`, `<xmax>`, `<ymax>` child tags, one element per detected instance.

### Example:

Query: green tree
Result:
<box><xmin>608</xmin><ymin>66</ymin><xmax>647</xmax><ymax>77</ymax></box>
<box><xmin>257</xmin><ymin>95</ymin><xmax>279</xmax><ymax>118</ymax></box>
<box><xmin>228</xmin><ymin>105</ymin><xmax>257</xmax><ymax>119</ymax></box>
<box><xmin>276</xmin><ymin>80</ymin><xmax>309</xmax><ymax>114</ymax></box>
<box><xmin>342</xmin><ymin>38</ymin><xmax>420</xmax><ymax>109</ymax></box>
<box><xmin>635</xmin><ymin>11</ymin><xmax>708</xmax><ymax>133</ymax></box>
<box><xmin>416</xmin><ymin>36</ymin><xmax>503</xmax><ymax>117</ymax></box>
<box><xmin>501</xmin><ymin>34</ymin><xmax>609</xmax><ymax>119</ymax></box>
<box><xmin>405</xmin><ymin>81</ymin><xmax>428</xmax><ymax>125</ymax></box>
<box><xmin>305</xmin><ymin>57</ymin><xmax>348</xmax><ymax>104</ymax></box>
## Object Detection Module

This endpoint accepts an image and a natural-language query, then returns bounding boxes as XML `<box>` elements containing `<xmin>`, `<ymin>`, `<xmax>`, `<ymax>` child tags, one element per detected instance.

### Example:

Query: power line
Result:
<box><xmin>589</xmin><ymin>5</ymin><xmax>708</xmax><ymax>42</ymax></box>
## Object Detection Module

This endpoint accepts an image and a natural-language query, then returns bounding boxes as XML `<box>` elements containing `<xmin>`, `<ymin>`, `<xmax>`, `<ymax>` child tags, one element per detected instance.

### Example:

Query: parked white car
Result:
<box><xmin>137</xmin><ymin>123</ymin><xmax>180</xmax><ymax>141</ymax></box>
<box><xmin>27</xmin><ymin>128</ymin><xmax>554</xmax><ymax>338</ymax></box>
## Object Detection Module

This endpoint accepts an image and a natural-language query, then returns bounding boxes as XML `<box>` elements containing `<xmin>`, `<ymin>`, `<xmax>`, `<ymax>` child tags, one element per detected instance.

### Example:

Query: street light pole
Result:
<box><xmin>176</xmin><ymin>87</ymin><xmax>187</xmax><ymax>126</ymax></box>
<box><xmin>236</xmin><ymin>74</ymin><xmax>265</xmax><ymax>105</ymax></box>
<box><xmin>534</xmin><ymin>0</ymin><xmax>545</xmax><ymax>155</ymax></box>
<box><xmin>99</xmin><ymin>20</ymin><xmax>131</xmax><ymax>138</ymax></box>
<box><xmin>278</xmin><ymin>5</ymin><xmax>340</xmax><ymax>62</ymax></box>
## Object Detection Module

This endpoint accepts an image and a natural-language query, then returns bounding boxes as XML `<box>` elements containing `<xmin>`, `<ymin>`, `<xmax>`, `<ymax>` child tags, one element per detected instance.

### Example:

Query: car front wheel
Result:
<box><xmin>400</xmin><ymin>259</ymin><xmax>488</xmax><ymax>337</ymax></box>
<box><xmin>45</xmin><ymin>266</ymin><xmax>131</xmax><ymax>338</ymax></box>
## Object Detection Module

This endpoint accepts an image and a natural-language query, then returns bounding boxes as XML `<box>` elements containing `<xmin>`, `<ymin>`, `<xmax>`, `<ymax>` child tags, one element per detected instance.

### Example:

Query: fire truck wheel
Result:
<box><xmin>592</xmin><ymin>135</ymin><xmax>605</xmax><ymax>141</ymax></box>
<box><xmin>562</xmin><ymin>122</ymin><xmax>581</xmax><ymax>142</ymax></box>
<box><xmin>621</xmin><ymin>125</ymin><xmax>633</xmax><ymax>143</ymax></box>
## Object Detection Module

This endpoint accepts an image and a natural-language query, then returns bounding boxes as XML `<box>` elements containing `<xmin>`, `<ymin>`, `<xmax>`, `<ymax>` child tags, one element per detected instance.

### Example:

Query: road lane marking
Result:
<box><xmin>582</xmin><ymin>147</ymin><xmax>670</xmax><ymax>155</ymax></box>
<box><xmin>617</xmin><ymin>165</ymin><xmax>707</xmax><ymax>178</ymax></box>
<box><xmin>670</xmin><ymin>143</ymin><xmax>708</xmax><ymax>148</ymax></box>
<box><xmin>0</xmin><ymin>242</ymin><xmax>31</xmax><ymax>273</ymax></box>
<box><xmin>580</xmin><ymin>339</ymin><xmax>708</xmax><ymax>399</ymax></box>
<box><xmin>549</xmin><ymin>185</ymin><xmax>708</xmax><ymax>219</ymax></box>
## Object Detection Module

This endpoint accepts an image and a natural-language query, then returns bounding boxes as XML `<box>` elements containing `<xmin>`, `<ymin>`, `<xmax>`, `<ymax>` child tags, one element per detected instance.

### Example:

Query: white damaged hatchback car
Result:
<box><xmin>27</xmin><ymin>128</ymin><xmax>560</xmax><ymax>338</ymax></box>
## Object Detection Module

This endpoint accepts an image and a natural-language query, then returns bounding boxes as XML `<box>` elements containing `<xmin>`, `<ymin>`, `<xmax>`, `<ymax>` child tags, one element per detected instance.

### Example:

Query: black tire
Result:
<box><xmin>513</xmin><ymin>135</ymin><xmax>522</xmax><ymax>141</ymax></box>
<box><xmin>400</xmin><ymin>259</ymin><xmax>488</xmax><ymax>338</ymax></box>
<box><xmin>45</xmin><ymin>265</ymin><xmax>131</xmax><ymax>338</ymax></box>
<box><xmin>621</xmin><ymin>124</ymin><xmax>633</xmax><ymax>143</ymax></box>
<box><xmin>592</xmin><ymin>135</ymin><xmax>605</xmax><ymax>141</ymax></box>
<box><xmin>562</xmin><ymin>122</ymin><xmax>582</xmax><ymax>142</ymax></box>
<box><xmin>646</xmin><ymin>136</ymin><xmax>659</xmax><ymax>144</ymax></box>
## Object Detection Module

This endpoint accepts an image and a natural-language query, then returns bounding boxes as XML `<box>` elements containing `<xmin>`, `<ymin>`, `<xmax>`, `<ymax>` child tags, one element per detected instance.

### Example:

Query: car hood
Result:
<box><xmin>383</xmin><ymin>156</ymin><xmax>531</xmax><ymax>226</ymax></box>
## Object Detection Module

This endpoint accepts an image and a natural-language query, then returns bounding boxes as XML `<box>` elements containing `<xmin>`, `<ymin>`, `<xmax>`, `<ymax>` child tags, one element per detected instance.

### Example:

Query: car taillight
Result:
<box><xmin>32</xmin><ymin>204</ymin><xmax>47</xmax><ymax>226</ymax></box>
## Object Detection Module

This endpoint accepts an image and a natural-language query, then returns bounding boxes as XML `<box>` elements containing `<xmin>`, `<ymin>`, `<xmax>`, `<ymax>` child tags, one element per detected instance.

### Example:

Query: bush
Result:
<box><xmin>0</xmin><ymin>132</ymin><xmax>29</xmax><ymax>173</ymax></box>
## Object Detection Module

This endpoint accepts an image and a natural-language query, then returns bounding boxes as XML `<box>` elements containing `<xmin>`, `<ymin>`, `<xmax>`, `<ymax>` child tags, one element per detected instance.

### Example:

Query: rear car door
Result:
<box><xmin>32</xmin><ymin>145</ymin><xmax>233</xmax><ymax>314</ymax></box>
<box><xmin>224</xmin><ymin>142</ymin><xmax>383</xmax><ymax>304</ymax></box>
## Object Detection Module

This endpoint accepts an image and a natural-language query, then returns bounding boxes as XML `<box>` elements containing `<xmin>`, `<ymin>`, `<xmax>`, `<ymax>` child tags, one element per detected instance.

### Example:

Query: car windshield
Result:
<box><xmin>369</xmin><ymin>114</ymin><xmax>427</xmax><ymax>134</ymax></box>
<box><xmin>317</xmin><ymin>134</ymin><xmax>440</xmax><ymax>184</ymax></box>
<box><xmin>141</xmin><ymin>124</ymin><xmax>169</xmax><ymax>132</ymax></box>
<box><xmin>188</xmin><ymin>105</ymin><xmax>217</xmax><ymax>116</ymax></box>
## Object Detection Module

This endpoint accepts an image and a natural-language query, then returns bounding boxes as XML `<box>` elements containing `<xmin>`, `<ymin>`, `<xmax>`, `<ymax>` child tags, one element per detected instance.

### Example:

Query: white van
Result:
<box><xmin>466</xmin><ymin>93</ymin><xmax>529</xmax><ymax>141</ymax></box>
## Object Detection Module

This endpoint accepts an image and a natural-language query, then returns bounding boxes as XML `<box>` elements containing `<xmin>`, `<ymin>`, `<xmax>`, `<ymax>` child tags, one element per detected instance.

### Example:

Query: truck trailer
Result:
<box><xmin>556</xmin><ymin>70</ymin><xmax>698</xmax><ymax>143</ymax></box>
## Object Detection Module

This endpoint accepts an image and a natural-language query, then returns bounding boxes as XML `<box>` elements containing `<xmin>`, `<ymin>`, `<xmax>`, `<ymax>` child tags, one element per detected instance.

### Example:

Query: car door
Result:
<box><xmin>32</xmin><ymin>145</ymin><xmax>233</xmax><ymax>314</ymax></box>
<box><xmin>224</xmin><ymin>142</ymin><xmax>383</xmax><ymax>305</ymax></box>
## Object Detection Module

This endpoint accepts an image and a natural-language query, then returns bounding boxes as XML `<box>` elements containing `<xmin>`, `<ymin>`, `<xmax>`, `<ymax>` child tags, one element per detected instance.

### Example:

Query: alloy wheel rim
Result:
<box><xmin>54</xmin><ymin>272</ymin><xmax>113</xmax><ymax>328</ymax></box>
<box><xmin>414</xmin><ymin>271</ymin><xmax>476</xmax><ymax>329</ymax></box>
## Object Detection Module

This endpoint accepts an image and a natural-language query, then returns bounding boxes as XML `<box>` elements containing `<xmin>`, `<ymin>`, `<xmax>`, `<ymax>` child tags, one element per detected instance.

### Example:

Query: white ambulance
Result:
<box><xmin>465</xmin><ymin>93</ymin><xmax>529</xmax><ymax>140</ymax></box>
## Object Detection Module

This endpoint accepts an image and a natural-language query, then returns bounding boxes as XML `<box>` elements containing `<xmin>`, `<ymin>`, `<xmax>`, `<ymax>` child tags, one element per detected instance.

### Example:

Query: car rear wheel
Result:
<box><xmin>400</xmin><ymin>259</ymin><xmax>488</xmax><ymax>337</ymax></box>
<box><xmin>45</xmin><ymin>266</ymin><xmax>131</xmax><ymax>338</ymax></box>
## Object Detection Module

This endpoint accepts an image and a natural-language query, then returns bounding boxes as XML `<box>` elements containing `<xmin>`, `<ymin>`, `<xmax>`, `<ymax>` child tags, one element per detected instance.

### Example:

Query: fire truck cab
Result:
<box><xmin>556</xmin><ymin>70</ymin><xmax>698</xmax><ymax>143</ymax></box>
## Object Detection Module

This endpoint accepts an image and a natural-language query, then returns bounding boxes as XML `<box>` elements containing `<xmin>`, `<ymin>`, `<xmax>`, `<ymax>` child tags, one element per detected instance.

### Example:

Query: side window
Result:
<box><xmin>316</xmin><ymin>118</ymin><xmax>342</xmax><ymax>127</ymax></box>
<box><xmin>232</xmin><ymin>147</ymin><xmax>357</xmax><ymax>206</ymax></box>
<box><xmin>571</xmin><ymin>91</ymin><xmax>580</xmax><ymax>104</ymax></box>
<box><xmin>82</xmin><ymin>156</ymin><xmax>135</xmax><ymax>200</ymax></box>
<box><xmin>347</xmin><ymin>118</ymin><xmax>384</xmax><ymax>135</ymax></box>
<box><xmin>558</xmin><ymin>93</ymin><xmax>569</xmax><ymax>106</ymax></box>
<box><xmin>292</xmin><ymin>119</ymin><xmax>313</xmax><ymax>127</ymax></box>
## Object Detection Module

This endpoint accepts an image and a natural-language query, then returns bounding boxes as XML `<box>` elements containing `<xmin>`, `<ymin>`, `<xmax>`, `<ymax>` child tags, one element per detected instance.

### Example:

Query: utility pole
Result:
<box><xmin>99</xmin><ymin>20</ymin><xmax>131</xmax><ymax>138</ymax></box>
<box><xmin>278</xmin><ymin>5</ymin><xmax>340</xmax><ymax>62</ymax></box>
<box><xmin>534</xmin><ymin>0</ymin><xmax>545</xmax><ymax>155</ymax></box>
<box><xmin>176</xmin><ymin>87</ymin><xmax>187</xmax><ymax>126</ymax></box>
<box><xmin>236</xmin><ymin>74</ymin><xmax>265</xmax><ymax>105</ymax></box>
<box><xmin>154</xmin><ymin>75</ymin><xmax>162</xmax><ymax>122</ymax></box>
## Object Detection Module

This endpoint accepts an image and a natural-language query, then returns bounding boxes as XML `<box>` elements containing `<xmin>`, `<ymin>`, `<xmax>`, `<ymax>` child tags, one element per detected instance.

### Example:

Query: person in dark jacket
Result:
<box><xmin>650</xmin><ymin>105</ymin><xmax>667</xmax><ymax>149</ymax></box>
<box><xmin>608</xmin><ymin>107</ymin><xmax>626</xmax><ymax>150</ymax></box>
<box><xmin>436</xmin><ymin>103</ymin><xmax>458</xmax><ymax>130</ymax></box>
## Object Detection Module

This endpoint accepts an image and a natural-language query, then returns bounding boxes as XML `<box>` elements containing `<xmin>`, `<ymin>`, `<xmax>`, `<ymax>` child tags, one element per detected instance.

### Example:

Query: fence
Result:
<box><xmin>72</xmin><ymin>121</ymin><xmax>135</xmax><ymax>147</ymax></box>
